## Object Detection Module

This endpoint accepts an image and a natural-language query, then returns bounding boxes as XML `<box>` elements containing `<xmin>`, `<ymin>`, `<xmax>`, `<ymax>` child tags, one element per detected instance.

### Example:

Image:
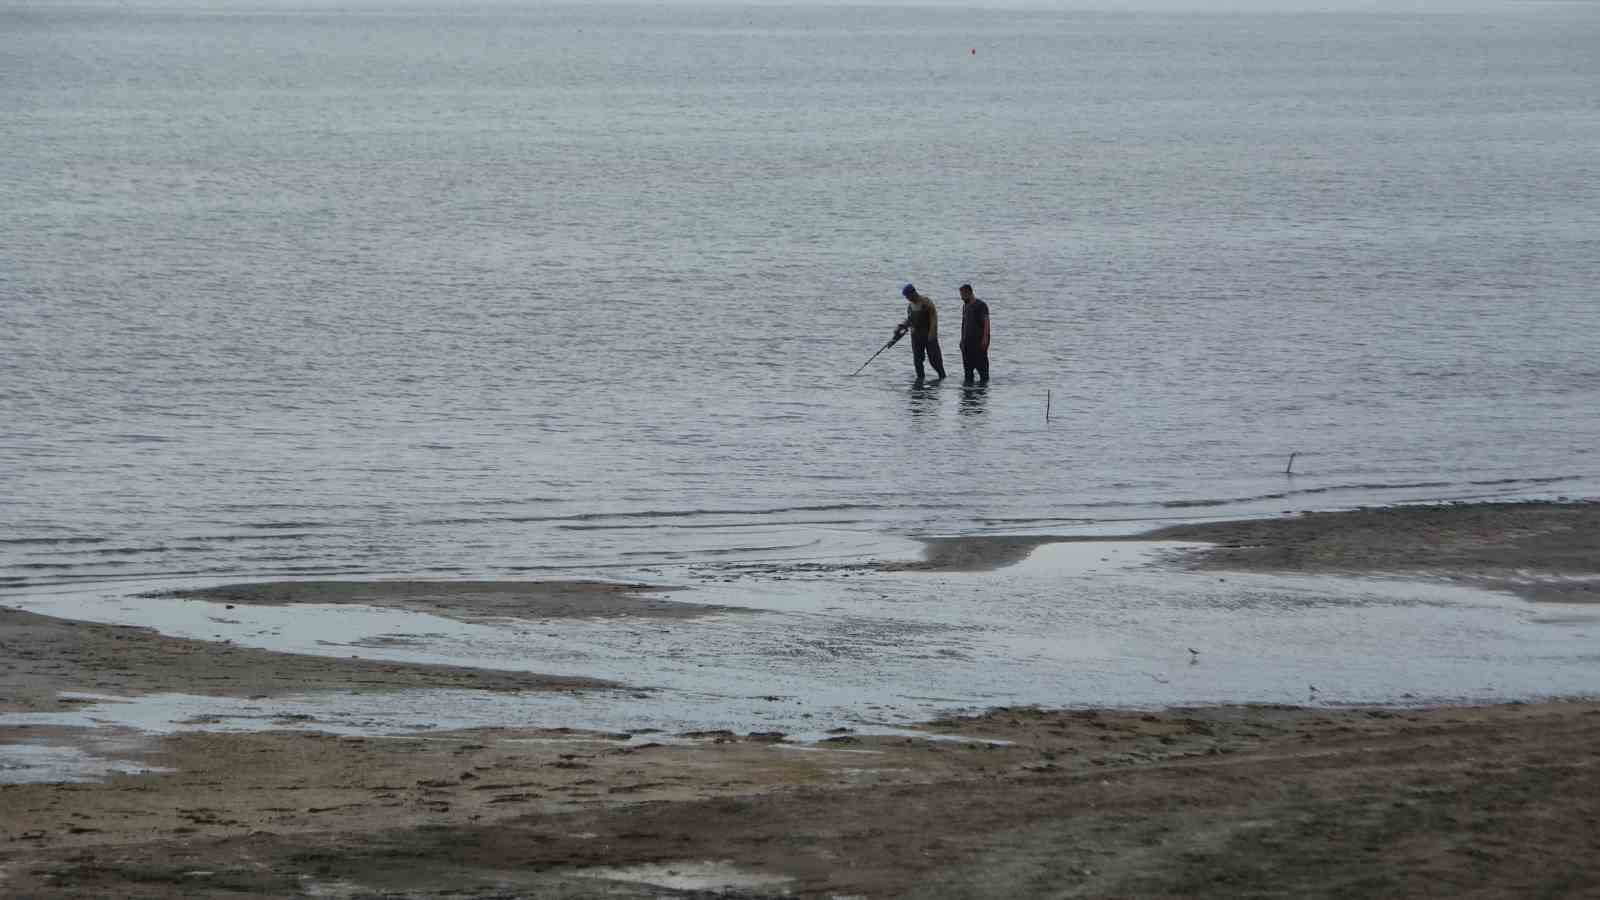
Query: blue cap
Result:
<box><xmin>902</xmin><ymin>283</ymin><xmax>916</xmax><ymax>298</ymax></box>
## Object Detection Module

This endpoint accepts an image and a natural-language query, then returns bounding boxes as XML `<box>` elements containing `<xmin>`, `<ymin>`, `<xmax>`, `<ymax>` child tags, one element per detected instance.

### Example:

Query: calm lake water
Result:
<box><xmin>4</xmin><ymin>1</ymin><xmax>1599</xmax><ymax>593</ymax></box>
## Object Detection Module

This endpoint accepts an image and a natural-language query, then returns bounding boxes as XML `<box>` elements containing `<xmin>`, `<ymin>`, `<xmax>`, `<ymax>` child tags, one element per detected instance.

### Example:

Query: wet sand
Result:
<box><xmin>4</xmin><ymin>702</ymin><xmax>1597</xmax><ymax>897</ymax></box>
<box><xmin>883</xmin><ymin>535</ymin><xmax>1066</xmax><ymax>572</ymax></box>
<box><xmin>2</xmin><ymin>501</ymin><xmax>1599</xmax><ymax>897</ymax></box>
<box><xmin>1145</xmin><ymin>500</ymin><xmax>1600</xmax><ymax>602</ymax></box>
<box><xmin>0</xmin><ymin>605</ymin><xmax>615</xmax><ymax>715</ymax></box>
<box><xmin>138</xmin><ymin>579</ymin><xmax>729</xmax><ymax>624</ymax></box>
<box><xmin>895</xmin><ymin>501</ymin><xmax>1600</xmax><ymax>588</ymax></box>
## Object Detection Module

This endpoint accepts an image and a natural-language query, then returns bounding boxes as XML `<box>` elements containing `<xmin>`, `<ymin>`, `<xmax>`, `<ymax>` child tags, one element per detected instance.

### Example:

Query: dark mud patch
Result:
<box><xmin>883</xmin><ymin>535</ymin><xmax>1072</xmax><ymax>572</ymax></box>
<box><xmin>139</xmin><ymin>579</ymin><xmax>742</xmax><ymax>623</ymax></box>
<box><xmin>1144</xmin><ymin>500</ymin><xmax>1600</xmax><ymax>602</ymax></box>
<box><xmin>0</xmin><ymin>606</ymin><xmax>615</xmax><ymax>714</ymax></box>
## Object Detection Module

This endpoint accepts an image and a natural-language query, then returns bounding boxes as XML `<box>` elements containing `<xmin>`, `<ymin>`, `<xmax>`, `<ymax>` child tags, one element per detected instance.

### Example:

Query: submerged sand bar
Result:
<box><xmin>137</xmin><ymin>579</ymin><xmax>727</xmax><ymax>623</ymax></box>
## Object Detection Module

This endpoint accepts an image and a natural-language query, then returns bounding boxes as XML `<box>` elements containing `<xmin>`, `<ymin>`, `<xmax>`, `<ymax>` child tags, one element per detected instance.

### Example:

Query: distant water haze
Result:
<box><xmin>3</xmin><ymin>1</ymin><xmax>1598</xmax><ymax>592</ymax></box>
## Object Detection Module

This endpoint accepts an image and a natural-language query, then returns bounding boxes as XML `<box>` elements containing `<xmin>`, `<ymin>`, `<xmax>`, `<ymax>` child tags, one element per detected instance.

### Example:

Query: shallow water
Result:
<box><xmin>4</xmin><ymin>1</ymin><xmax>1600</xmax><ymax>592</ymax></box>
<box><xmin>575</xmin><ymin>861</ymin><xmax>792</xmax><ymax>894</ymax></box>
<box><xmin>4</xmin><ymin>544</ymin><xmax>1596</xmax><ymax>758</ymax></box>
<box><xmin>0</xmin><ymin>740</ymin><xmax>174</xmax><ymax>785</ymax></box>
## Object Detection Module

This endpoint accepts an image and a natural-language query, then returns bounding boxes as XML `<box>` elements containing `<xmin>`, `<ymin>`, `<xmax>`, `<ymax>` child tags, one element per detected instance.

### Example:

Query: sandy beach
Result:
<box><xmin>2</xmin><ymin>501</ymin><xmax>1598</xmax><ymax>898</ymax></box>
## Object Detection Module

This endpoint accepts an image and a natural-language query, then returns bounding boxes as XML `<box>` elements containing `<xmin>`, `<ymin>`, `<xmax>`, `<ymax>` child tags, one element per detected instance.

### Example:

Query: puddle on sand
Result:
<box><xmin>300</xmin><ymin>878</ymin><xmax>371</xmax><ymax>898</ymax></box>
<box><xmin>1004</xmin><ymin>540</ymin><xmax>1211</xmax><ymax>577</ymax></box>
<box><xmin>0</xmin><ymin>743</ymin><xmax>174</xmax><ymax>784</ymax></box>
<box><xmin>576</xmin><ymin>860</ymin><xmax>792</xmax><ymax>893</ymax></box>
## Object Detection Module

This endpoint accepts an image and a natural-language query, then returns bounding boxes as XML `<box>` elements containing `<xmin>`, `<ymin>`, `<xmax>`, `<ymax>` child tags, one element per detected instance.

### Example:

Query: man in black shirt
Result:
<box><xmin>897</xmin><ymin>283</ymin><xmax>946</xmax><ymax>383</ymax></box>
<box><xmin>958</xmin><ymin>283</ymin><xmax>991</xmax><ymax>384</ymax></box>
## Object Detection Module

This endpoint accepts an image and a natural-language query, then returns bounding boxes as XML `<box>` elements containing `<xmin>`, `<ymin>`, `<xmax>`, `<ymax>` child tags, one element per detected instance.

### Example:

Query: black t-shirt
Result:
<box><xmin>961</xmin><ymin>298</ymin><xmax>989</xmax><ymax>346</ymax></box>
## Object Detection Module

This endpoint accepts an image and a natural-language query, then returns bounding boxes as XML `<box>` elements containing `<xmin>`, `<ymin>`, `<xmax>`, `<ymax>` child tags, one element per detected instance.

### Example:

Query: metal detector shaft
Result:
<box><xmin>850</xmin><ymin>331</ymin><xmax>905</xmax><ymax>376</ymax></box>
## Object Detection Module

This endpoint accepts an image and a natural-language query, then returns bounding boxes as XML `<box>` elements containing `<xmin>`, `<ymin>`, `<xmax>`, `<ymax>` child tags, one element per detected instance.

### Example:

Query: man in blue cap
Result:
<box><xmin>896</xmin><ymin>283</ymin><xmax>946</xmax><ymax>383</ymax></box>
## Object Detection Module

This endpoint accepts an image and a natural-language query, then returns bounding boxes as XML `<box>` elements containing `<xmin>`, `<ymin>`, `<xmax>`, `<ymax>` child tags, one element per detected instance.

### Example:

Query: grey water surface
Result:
<box><xmin>4</xmin><ymin>0</ymin><xmax>1599</xmax><ymax>592</ymax></box>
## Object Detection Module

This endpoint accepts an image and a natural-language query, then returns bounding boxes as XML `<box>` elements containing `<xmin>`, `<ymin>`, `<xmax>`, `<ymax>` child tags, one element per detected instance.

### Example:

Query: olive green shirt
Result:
<box><xmin>904</xmin><ymin>298</ymin><xmax>938</xmax><ymax>338</ymax></box>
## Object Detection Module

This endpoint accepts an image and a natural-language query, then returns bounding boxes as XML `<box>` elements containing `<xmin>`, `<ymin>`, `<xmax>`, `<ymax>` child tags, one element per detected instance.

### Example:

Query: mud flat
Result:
<box><xmin>0</xmin><ymin>605</ymin><xmax>615</xmax><ymax>716</ymax></box>
<box><xmin>0</xmin><ymin>575</ymin><xmax>726</xmax><ymax>716</ymax></box>
<box><xmin>883</xmin><ymin>535</ymin><xmax>1066</xmax><ymax>572</ymax></box>
<box><xmin>137</xmin><ymin>579</ymin><xmax>726</xmax><ymax>624</ymax></box>
<box><xmin>2</xmin><ymin>701</ymin><xmax>1598</xmax><ymax>898</ymax></box>
<box><xmin>1145</xmin><ymin>499</ymin><xmax>1600</xmax><ymax>602</ymax></box>
<box><xmin>1</xmin><ymin>502</ymin><xmax>1598</xmax><ymax>897</ymax></box>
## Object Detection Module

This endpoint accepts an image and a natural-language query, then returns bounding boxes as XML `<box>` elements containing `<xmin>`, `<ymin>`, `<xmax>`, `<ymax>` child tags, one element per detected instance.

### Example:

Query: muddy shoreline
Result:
<box><xmin>902</xmin><ymin>501</ymin><xmax>1600</xmax><ymax>603</ymax></box>
<box><xmin>4</xmin><ymin>701</ymin><xmax>1597</xmax><ymax>897</ymax></box>
<box><xmin>0</xmin><ymin>605</ymin><xmax>617</xmax><ymax>715</ymax></box>
<box><xmin>2</xmin><ymin>500</ymin><xmax>1598</xmax><ymax>897</ymax></box>
<box><xmin>138</xmin><ymin>578</ymin><xmax>730</xmax><ymax>623</ymax></box>
<box><xmin>1144</xmin><ymin>500</ymin><xmax>1600</xmax><ymax>602</ymax></box>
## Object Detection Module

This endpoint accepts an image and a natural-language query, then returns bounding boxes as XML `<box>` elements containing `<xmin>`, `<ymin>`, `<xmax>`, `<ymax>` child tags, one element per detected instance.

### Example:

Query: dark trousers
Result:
<box><xmin>911</xmin><ymin>333</ymin><xmax>945</xmax><ymax>380</ymax></box>
<box><xmin>961</xmin><ymin>344</ymin><xmax>989</xmax><ymax>383</ymax></box>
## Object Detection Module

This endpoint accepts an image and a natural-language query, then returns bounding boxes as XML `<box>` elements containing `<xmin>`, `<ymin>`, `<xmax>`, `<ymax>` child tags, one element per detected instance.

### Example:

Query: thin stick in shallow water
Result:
<box><xmin>1046</xmin><ymin>390</ymin><xmax>1052</xmax><ymax>422</ymax></box>
<box><xmin>1285</xmin><ymin>451</ymin><xmax>1298</xmax><ymax>475</ymax></box>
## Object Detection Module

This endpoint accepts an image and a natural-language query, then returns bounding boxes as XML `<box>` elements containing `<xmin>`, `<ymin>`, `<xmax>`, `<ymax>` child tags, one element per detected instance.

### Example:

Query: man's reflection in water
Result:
<box><xmin>959</xmin><ymin>382</ymin><xmax>988</xmax><ymax>417</ymax></box>
<box><xmin>907</xmin><ymin>381</ymin><xmax>944</xmax><ymax>420</ymax></box>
